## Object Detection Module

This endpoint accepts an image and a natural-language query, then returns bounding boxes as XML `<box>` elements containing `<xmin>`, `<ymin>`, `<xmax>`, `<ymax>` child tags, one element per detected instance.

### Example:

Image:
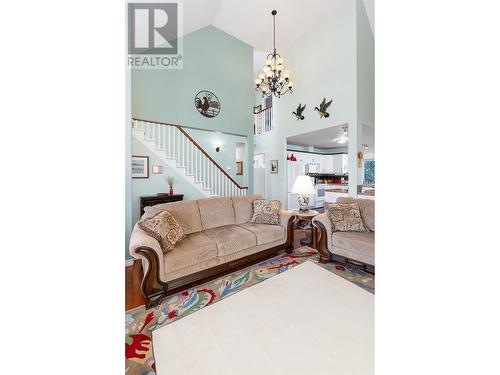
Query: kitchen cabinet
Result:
<box><xmin>287</xmin><ymin>151</ymin><xmax>347</xmax><ymax>174</ymax></box>
<box><xmin>332</xmin><ymin>154</ymin><xmax>348</xmax><ymax>174</ymax></box>
<box><xmin>287</xmin><ymin>160</ymin><xmax>306</xmax><ymax>191</ymax></box>
<box><xmin>321</xmin><ymin>155</ymin><xmax>334</xmax><ymax>173</ymax></box>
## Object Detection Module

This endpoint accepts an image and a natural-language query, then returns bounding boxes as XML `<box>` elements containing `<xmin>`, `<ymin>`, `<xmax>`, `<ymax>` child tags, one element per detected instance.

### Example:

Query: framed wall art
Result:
<box><xmin>194</xmin><ymin>90</ymin><xmax>221</xmax><ymax>118</ymax></box>
<box><xmin>132</xmin><ymin>155</ymin><xmax>149</xmax><ymax>178</ymax></box>
<box><xmin>270</xmin><ymin>160</ymin><xmax>278</xmax><ymax>174</ymax></box>
<box><xmin>236</xmin><ymin>161</ymin><xmax>243</xmax><ymax>175</ymax></box>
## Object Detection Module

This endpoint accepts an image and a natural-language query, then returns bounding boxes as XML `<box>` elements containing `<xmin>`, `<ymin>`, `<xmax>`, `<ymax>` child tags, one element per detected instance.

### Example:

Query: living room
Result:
<box><xmin>4</xmin><ymin>1</ymin><xmax>499</xmax><ymax>374</ymax></box>
<box><xmin>125</xmin><ymin>2</ymin><xmax>375</xmax><ymax>372</ymax></box>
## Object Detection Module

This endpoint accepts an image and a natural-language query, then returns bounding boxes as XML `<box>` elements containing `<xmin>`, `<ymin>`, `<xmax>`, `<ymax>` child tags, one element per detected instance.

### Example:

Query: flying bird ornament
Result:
<box><xmin>314</xmin><ymin>98</ymin><xmax>333</xmax><ymax>118</ymax></box>
<box><xmin>292</xmin><ymin>103</ymin><xmax>306</xmax><ymax>120</ymax></box>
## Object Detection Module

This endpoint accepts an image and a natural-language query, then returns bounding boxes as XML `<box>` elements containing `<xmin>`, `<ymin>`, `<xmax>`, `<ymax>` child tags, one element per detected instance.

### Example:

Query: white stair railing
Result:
<box><xmin>133</xmin><ymin>119</ymin><xmax>248</xmax><ymax>197</ymax></box>
<box><xmin>254</xmin><ymin>105</ymin><xmax>273</xmax><ymax>135</ymax></box>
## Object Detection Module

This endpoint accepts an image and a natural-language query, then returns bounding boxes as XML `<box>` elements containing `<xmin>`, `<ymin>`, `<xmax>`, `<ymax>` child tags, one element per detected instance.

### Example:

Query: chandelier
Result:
<box><xmin>254</xmin><ymin>10</ymin><xmax>293</xmax><ymax>98</ymax></box>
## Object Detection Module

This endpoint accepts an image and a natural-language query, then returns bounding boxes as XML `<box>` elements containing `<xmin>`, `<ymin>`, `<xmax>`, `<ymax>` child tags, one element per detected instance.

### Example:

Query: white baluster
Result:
<box><xmin>193</xmin><ymin>148</ymin><xmax>197</xmax><ymax>180</ymax></box>
<box><xmin>189</xmin><ymin>142</ymin><xmax>193</xmax><ymax>175</ymax></box>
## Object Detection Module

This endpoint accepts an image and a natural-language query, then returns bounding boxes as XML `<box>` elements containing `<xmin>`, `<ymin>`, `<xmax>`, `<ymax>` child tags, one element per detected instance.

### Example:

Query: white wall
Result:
<box><xmin>254</xmin><ymin>0</ymin><xmax>358</xmax><ymax>204</ymax></box>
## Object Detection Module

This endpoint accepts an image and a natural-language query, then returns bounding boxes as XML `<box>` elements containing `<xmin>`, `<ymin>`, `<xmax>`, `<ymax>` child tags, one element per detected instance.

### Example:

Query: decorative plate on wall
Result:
<box><xmin>194</xmin><ymin>90</ymin><xmax>220</xmax><ymax>118</ymax></box>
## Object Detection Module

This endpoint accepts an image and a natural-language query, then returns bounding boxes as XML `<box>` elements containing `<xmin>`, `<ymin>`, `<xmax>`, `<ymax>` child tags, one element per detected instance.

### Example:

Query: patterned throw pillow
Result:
<box><xmin>250</xmin><ymin>199</ymin><xmax>281</xmax><ymax>225</ymax></box>
<box><xmin>138</xmin><ymin>210</ymin><xmax>185</xmax><ymax>253</ymax></box>
<box><xmin>325</xmin><ymin>202</ymin><xmax>368</xmax><ymax>232</ymax></box>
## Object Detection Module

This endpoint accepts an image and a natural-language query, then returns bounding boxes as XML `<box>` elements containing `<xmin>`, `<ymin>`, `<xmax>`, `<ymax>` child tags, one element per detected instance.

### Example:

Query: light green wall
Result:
<box><xmin>132</xmin><ymin>25</ymin><xmax>254</xmax><ymax>138</ymax></box>
<box><xmin>131</xmin><ymin>24</ymin><xmax>254</xmax><ymax>191</ymax></box>
<box><xmin>356</xmin><ymin>0</ymin><xmax>375</xmax><ymax>130</ymax></box>
<box><xmin>186</xmin><ymin>128</ymin><xmax>248</xmax><ymax>187</ymax></box>
<box><xmin>254</xmin><ymin>0</ymin><xmax>358</xmax><ymax>205</ymax></box>
<box><xmin>356</xmin><ymin>0</ymin><xmax>375</xmax><ymax>184</ymax></box>
<box><xmin>131</xmin><ymin>137</ymin><xmax>205</xmax><ymax>227</ymax></box>
<box><xmin>127</xmin><ymin>26</ymin><xmax>255</xmax><ymax>258</ymax></box>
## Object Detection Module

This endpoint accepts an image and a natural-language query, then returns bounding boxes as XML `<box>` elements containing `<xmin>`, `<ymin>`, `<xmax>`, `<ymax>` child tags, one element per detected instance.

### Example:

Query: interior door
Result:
<box><xmin>253</xmin><ymin>154</ymin><xmax>266</xmax><ymax>197</ymax></box>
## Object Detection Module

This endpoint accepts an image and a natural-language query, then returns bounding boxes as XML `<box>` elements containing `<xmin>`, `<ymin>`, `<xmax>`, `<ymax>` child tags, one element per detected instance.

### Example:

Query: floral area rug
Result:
<box><xmin>125</xmin><ymin>246</ymin><xmax>374</xmax><ymax>374</ymax></box>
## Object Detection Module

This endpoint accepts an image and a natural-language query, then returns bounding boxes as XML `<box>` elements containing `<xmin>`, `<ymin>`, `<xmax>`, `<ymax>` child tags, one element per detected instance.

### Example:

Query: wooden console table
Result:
<box><xmin>140</xmin><ymin>194</ymin><xmax>184</xmax><ymax>216</ymax></box>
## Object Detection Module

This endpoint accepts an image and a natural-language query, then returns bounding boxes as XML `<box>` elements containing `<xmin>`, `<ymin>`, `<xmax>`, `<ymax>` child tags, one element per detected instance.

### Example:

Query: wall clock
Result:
<box><xmin>194</xmin><ymin>90</ymin><xmax>221</xmax><ymax>118</ymax></box>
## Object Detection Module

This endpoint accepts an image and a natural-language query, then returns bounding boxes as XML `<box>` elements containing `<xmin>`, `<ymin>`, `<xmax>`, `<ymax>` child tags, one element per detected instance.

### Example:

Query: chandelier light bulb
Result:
<box><xmin>288</xmin><ymin>81</ymin><xmax>294</xmax><ymax>88</ymax></box>
<box><xmin>277</xmin><ymin>58</ymin><xmax>284</xmax><ymax>65</ymax></box>
<box><xmin>266</xmin><ymin>59</ymin><xmax>272</xmax><ymax>67</ymax></box>
<box><xmin>255</xmin><ymin>79</ymin><xmax>261</xmax><ymax>85</ymax></box>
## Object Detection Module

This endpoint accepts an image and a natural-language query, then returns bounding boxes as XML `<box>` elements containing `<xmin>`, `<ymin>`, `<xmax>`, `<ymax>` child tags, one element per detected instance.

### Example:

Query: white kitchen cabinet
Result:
<box><xmin>341</xmin><ymin>154</ymin><xmax>348</xmax><ymax>174</ymax></box>
<box><xmin>287</xmin><ymin>160</ymin><xmax>306</xmax><ymax>191</ymax></box>
<box><xmin>332</xmin><ymin>154</ymin><xmax>348</xmax><ymax>174</ymax></box>
<box><xmin>321</xmin><ymin>155</ymin><xmax>334</xmax><ymax>172</ymax></box>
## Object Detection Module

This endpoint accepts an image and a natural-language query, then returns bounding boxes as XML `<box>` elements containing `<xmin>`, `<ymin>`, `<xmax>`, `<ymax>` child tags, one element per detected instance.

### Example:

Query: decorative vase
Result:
<box><xmin>169</xmin><ymin>186</ymin><xmax>174</xmax><ymax>196</ymax></box>
<box><xmin>297</xmin><ymin>194</ymin><xmax>310</xmax><ymax>212</ymax></box>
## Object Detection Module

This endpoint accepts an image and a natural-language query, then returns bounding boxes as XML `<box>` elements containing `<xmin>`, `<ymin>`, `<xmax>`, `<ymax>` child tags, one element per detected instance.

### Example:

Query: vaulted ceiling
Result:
<box><xmin>180</xmin><ymin>0</ymin><xmax>374</xmax><ymax>51</ymax></box>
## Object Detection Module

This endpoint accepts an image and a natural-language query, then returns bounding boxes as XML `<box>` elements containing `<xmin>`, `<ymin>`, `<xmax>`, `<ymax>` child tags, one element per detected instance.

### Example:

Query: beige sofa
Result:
<box><xmin>312</xmin><ymin>197</ymin><xmax>374</xmax><ymax>273</ymax></box>
<box><xmin>129</xmin><ymin>195</ymin><xmax>295</xmax><ymax>307</ymax></box>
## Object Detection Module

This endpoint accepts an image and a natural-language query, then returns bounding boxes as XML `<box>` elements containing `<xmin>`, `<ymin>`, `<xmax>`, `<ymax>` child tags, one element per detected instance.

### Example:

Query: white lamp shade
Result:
<box><xmin>291</xmin><ymin>175</ymin><xmax>315</xmax><ymax>195</ymax></box>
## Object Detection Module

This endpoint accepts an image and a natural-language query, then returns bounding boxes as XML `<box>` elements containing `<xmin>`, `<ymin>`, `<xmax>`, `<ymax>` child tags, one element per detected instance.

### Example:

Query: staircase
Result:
<box><xmin>132</xmin><ymin>119</ymin><xmax>248</xmax><ymax>197</ymax></box>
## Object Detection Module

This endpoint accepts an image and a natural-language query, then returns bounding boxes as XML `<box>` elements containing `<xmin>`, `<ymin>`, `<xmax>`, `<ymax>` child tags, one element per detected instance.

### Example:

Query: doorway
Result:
<box><xmin>253</xmin><ymin>153</ymin><xmax>266</xmax><ymax>197</ymax></box>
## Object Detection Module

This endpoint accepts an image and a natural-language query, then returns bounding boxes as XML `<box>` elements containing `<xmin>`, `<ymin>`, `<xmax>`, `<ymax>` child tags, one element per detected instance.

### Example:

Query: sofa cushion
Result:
<box><xmin>203</xmin><ymin>225</ymin><xmax>256</xmax><ymax>257</ymax></box>
<box><xmin>164</xmin><ymin>232</ymin><xmax>218</xmax><ymax>274</ymax></box>
<box><xmin>237</xmin><ymin>223</ymin><xmax>285</xmax><ymax>245</ymax></box>
<box><xmin>325</xmin><ymin>202</ymin><xmax>368</xmax><ymax>232</ymax></box>
<box><xmin>336</xmin><ymin>197</ymin><xmax>375</xmax><ymax>231</ymax></box>
<box><xmin>332</xmin><ymin>231</ymin><xmax>374</xmax><ymax>265</ymax></box>
<box><xmin>137</xmin><ymin>210</ymin><xmax>185</xmax><ymax>254</ymax></box>
<box><xmin>197</xmin><ymin>197</ymin><xmax>236</xmax><ymax>230</ymax></box>
<box><xmin>250</xmin><ymin>199</ymin><xmax>281</xmax><ymax>225</ymax></box>
<box><xmin>142</xmin><ymin>200</ymin><xmax>202</xmax><ymax>235</ymax></box>
<box><xmin>231</xmin><ymin>195</ymin><xmax>262</xmax><ymax>224</ymax></box>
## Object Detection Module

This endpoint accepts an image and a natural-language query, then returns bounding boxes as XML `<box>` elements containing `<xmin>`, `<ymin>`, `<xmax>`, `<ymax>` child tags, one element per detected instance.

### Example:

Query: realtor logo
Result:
<box><xmin>128</xmin><ymin>2</ymin><xmax>183</xmax><ymax>69</ymax></box>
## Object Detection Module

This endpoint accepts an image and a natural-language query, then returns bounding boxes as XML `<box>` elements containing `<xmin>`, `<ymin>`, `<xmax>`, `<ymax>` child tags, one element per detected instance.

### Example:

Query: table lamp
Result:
<box><xmin>291</xmin><ymin>175</ymin><xmax>315</xmax><ymax>212</ymax></box>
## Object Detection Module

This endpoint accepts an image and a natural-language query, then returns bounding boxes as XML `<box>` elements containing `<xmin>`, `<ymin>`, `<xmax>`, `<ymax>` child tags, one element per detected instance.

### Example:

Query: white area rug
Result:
<box><xmin>153</xmin><ymin>261</ymin><xmax>374</xmax><ymax>374</ymax></box>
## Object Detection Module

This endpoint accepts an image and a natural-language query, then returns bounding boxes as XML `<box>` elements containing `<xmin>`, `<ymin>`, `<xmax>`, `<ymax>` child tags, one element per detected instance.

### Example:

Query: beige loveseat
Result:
<box><xmin>312</xmin><ymin>197</ymin><xmax>374</xmax><ymax>273</ymax></box>
<box><xmin>129</xmin><ymin>195</ymin><xmax>295</xmax><ymax>307</ymax></box>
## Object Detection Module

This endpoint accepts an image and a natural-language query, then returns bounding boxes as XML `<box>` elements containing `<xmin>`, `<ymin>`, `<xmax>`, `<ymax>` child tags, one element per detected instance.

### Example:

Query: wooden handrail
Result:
<box><xmin>132</xmin><ymin>118</ymin><xmax>248</xmax><ymax>190</ymax></box>
<box><xmin>254</xmin><ymin>105</ymin><xmax>272</xmax><ymax>115</ymax></box>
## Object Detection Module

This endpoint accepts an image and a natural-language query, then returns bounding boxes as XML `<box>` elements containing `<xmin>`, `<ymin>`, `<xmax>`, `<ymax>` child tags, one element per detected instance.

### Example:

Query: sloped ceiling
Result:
<box><xmin>179</xmin><ymin>0</ymin><xmax>374</xmax><ymax>78</ymax></box>
<box><xmin>180</xmin><ymin>0</ymin><xmax>374</xmax><ymax>50</ymax></box>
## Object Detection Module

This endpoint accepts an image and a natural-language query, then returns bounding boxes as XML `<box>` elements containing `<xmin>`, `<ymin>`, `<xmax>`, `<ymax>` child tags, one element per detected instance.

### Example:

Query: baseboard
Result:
<box><xmin>125</xmin><ymin>258</ymin><xmax>135</xmax><ymax>267</ymax></box>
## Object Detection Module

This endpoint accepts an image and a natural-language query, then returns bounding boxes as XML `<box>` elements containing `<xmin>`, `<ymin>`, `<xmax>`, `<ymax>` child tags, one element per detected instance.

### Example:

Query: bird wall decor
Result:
<box><xmin>314</xmin><ymin>98</ymin><xmax>333</xmax><ymax>118</ymax></box>
<box><xmin>292</xmin><ymin>103</ymin><xmax>306</xmax><ymax>120</ymax></box>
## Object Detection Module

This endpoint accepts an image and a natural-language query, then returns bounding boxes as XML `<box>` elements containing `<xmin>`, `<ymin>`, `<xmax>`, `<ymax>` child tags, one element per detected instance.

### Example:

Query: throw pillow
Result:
<box><xmin>325</xmin><ymin>202</ymin><xmax>368</xmax><ymax>232</ymax></box>
<box><xmin>138</xmin><ymin>210</ymin><xmax>185</xmax><ymax>253</ymax></box>
<box><xmin>250</xmin><ymin>199</ymin><xmax>281</xmax><ymax>225</ymax></box>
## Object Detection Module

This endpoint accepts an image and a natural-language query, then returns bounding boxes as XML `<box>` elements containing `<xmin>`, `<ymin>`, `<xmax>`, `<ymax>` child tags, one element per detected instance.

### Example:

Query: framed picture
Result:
<box><xmin>132</xmin><ymin>155</ymin><xmax>149</xmax><ymax>178</ymax></box>
<box><xmin>270</xmin><ymin>160</ymin><xmax>278</xmax><ymax>174</ymax></box>
<box><xmin>236</xmin><ymin>161</ymin><xmax>243</xmax><ymax>175</ymax></box>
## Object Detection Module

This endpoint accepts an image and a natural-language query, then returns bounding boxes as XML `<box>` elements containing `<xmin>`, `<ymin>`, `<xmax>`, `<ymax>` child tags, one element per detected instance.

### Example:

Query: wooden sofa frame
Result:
<box><xmin>137</xmin><ymin>216</ymin><xmax>295</xmax><ymax>308</ymax></box>
<box><xmin>313</xmin><ymin>221</ymin><xmax>375</xmax><ymax>274</ymax></box>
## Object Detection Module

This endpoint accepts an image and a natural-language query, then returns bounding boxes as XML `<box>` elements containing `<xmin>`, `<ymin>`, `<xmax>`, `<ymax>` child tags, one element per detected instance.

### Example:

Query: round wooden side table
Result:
<box><xmin>292</xmin><ymin>209</ymin><xmax>320</xmax><ymax>247</ymax></box>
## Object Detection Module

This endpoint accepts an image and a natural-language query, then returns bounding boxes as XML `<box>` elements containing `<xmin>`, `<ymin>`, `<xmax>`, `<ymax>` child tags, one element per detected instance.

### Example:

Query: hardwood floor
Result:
<box><xmin>125</xmin><ymin>227</ymin><xmax>315</xmax><ymax>311</ymax></box>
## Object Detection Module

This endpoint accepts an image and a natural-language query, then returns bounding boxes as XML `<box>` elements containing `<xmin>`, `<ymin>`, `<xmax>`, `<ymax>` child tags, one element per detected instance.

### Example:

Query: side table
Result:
<box><xmin>292</xmin><ymin>209</ymin><xmax>320</xmax><ymax>248</ymax></box>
